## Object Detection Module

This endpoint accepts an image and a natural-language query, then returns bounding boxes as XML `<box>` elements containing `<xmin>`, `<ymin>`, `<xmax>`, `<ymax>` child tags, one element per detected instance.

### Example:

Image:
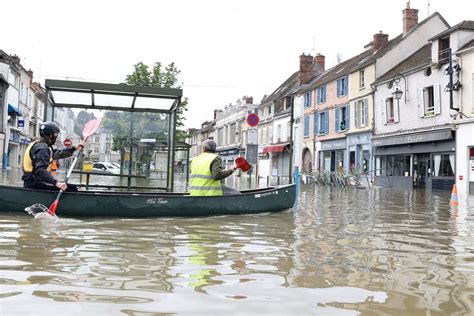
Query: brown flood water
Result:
<box><xmin>0</xmin><ymin>184</ymin><xmax>473</xmax><ymax>315</ymax></box>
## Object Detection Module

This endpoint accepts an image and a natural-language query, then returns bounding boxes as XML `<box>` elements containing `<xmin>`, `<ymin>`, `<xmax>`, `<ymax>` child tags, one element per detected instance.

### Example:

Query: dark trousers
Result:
<box><xmin>24</xmin><ymin>181</ymin><xmax>78</xmax><ymax>192</ymax></box>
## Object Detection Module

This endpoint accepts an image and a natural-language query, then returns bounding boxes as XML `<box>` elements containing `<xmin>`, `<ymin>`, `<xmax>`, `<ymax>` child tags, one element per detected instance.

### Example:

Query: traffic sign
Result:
<box><xmin>246</xmin><ymin>113</ymin><xmax>260</xmax><ymax>127</ymax></box>
<box><xmin>247</xmin><ymin>129</ymin><xmax>258</xmax><ymax>144</ymax></box>
<box><xmin>64</xmin><ymin>138</ymin><xmax>72</xmax><ymax>147</ymax></box>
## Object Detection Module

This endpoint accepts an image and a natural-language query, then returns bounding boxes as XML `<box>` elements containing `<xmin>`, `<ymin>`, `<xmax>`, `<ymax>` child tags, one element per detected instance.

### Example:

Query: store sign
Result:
<box><xmin>17</xmin><ymin>120</ymin><xmax>24</xmax><ymax>128</ymax></box>
<box><xmin>372</xmin><ymin>130</ymin><xmax>452</xmax><ymax>147</ymax></box>
<box><xmin>321</xmin><ymin>139</ymin><xmax>347</xmax><ymax>150</ymax></box>
<box><xmin>217</xmin><ymin>149</ymin><xmax>239</xmax><ymax>156</ymax></box>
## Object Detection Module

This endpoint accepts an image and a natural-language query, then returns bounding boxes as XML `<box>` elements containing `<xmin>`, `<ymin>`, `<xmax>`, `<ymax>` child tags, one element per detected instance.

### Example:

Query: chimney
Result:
<box><xmin>403</xmin><ymin>2</ymin><xmax>418</xmax><ymax>35</ymax></box>
<box><xmin>11</xmin><ymin>55</ymin><xmax>20</xmax><ymax>65</ymax></box>
<box><xmin>314</xmin><ymin>53</ymin><xmax>325</xmax><ymax>72</ymax></box>
<box><xmin>373</xmin><ymin>31</ymin><xmax>389</xmax><ymax>50</ymax></box>
<box><xmin>299</xmin><ymin>53</ymin><xmax>313</xmax><ymax>85</ymax></box>
<box><xmin>245</xmin><ymin>96</ymin><xmax>253</xmax><ymax>104</ymax></box>
<box><xmin>213</xmin><ymin>109</ymin><xmax>222</xmax><ymax>121</ymax></box>
<box><xmin>27</xmin><ymin>69</ymin><xmax>34</xmax><ymax>83</ymax></box>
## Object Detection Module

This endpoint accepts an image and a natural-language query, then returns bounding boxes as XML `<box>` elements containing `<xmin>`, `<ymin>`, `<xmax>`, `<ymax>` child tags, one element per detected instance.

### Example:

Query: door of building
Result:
<box><xmin>414</xmin><ymin>154</ymin><xmax>430</xmax><ymax>188</ymax></box>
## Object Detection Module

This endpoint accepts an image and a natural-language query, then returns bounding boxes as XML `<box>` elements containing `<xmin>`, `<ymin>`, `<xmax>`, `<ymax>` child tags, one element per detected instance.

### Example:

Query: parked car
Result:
<box><xmin>92</xmin><ymin>162</ymin><xmax>120</xmax><ymax>174</ymax></box>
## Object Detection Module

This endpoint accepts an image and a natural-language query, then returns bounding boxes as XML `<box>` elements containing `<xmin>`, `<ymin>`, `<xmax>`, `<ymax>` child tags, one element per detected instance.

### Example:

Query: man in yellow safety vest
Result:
<box><xmin>189</xmin><ymin>139</ymin><xmax>239</xmax><ymax>196</ymax></box>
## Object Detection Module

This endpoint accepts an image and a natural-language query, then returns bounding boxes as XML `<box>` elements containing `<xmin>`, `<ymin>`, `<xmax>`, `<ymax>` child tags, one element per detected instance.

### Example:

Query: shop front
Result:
<box><xmin>319</xmin><ymin>138</ymin><xmax>347</xmax><ymax>172</ymax></box>
<box><xmin>216</xmin><ymin>147</ymin><xmax>240</xmax><ymax>167</ymax></box>
<box><xmin>346</xmin><ymin>132</ymin><xmax>371</xmax><ymax>175</ymax></box>
<box><xmin>262</xmin><ymin>143</ymin><xmax>290</xmax><ymax>177</ymax></box>
<box><xmin>373</xmin><ymin>129</ymin><xmax>455</xmax><ymax>190</ymax></box>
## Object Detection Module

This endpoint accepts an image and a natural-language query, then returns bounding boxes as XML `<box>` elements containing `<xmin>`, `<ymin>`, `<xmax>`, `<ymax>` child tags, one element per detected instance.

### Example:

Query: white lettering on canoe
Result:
<box><xmin>254</xmin><ymin>191</ymin><xmax>278</xmax><ymax>198</ymax></box>
<box><xmin>146</xmin><ymin>198</ymin><xmax>168</xmax><ymax>205</ymax></box>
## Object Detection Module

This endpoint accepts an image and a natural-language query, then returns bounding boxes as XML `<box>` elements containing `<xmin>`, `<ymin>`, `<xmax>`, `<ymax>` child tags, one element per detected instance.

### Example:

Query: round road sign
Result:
<box><xmin>246</xmin><ymin>113</ymin><xmax>260</xmax><ymax>127</ymax></box>
<box><xmin>64</xmin><ymin>138</ymin><xmax>72</xmax><ymax>147</ymax></box>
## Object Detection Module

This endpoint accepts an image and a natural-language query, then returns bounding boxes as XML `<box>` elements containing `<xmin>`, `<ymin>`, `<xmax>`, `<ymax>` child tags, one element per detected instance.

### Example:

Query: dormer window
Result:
<box><xmin>438</xmin><ymin>37</ymin><xmax>450</xmax><ymax>65</ymax></box>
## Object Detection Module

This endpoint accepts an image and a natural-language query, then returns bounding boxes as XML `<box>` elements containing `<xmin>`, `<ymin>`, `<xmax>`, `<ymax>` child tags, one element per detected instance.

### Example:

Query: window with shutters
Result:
<box><xmin>336</xmin><ymin>105</ymin><xmax>350</xmax><ymax>132</ymax></box>
<box><xmin>337</xmin><ymin>76</ymin><xmax>348</xmax><ymax>97</ymax></box>
<box><xmin>313</xmin><ymin>112</ymin><xmax>319</xmax><ymax>136</ymax></box>
<box><xmin>318</xmin><ymin>111</ymin><xmax>329</xmax><ymax>134</ymax></box>
<box><xmin>304</xmin><ymin>91</ymin><xmax>312</xmax><ymax>108</ymax></box>
<box><xmin>359</xmin><ymin>69</ymin><xmax>365</xmax><ymax>89</ymax></box>
<box><xmin>417</xmin><ymin>85</ymin><xmax>440</xmax><ymax>117</ymax></box>
<box><xmin>385</xmin><ymin>98</ymin><xmax>395</xmax><ymax>123</ymax></box>
<box><xmin>317</xmin><ymin>85</ymin><xmax>326</xmax><ymax>104</ymax></box>
<box><xmin>356</xmin><ymin>99</ymin><xmax>368</xmax><ymax>128</ymax></box>
<box><xmin>304</xmin><ymin>115</ymin><xmax>310</xmax><ymax>137</ymax></box>
<box><xmin>423</xmin><ymin>86</ymin><xmax>435</xmax><ymax>115</ymax></box>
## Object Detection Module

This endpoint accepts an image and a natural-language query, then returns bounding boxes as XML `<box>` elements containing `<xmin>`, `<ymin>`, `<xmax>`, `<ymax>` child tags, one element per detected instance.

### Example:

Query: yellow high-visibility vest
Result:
<box><xmin>189</xmin><ymin>152</ymin><xmax>223</xmax><ymax>196</ymax></box>
<box><xmin>23</xmin><ymin>140</ymin><xmax>52</xmax><ymax>173</ymax></box>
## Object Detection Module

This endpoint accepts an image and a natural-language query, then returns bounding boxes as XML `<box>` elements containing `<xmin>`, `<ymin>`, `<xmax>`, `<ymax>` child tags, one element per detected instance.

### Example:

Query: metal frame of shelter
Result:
<box><xmin>44</xmin><ymin>79</ymin><xmax>183</xmax><ymax>192</ymax></box>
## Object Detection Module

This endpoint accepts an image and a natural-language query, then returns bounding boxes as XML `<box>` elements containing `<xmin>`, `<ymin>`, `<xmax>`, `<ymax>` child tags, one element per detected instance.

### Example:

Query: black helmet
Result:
<box><xmin>40</xmin><ymin>121</ymin><xmax>60</xmax><ymax>138</ymax></box>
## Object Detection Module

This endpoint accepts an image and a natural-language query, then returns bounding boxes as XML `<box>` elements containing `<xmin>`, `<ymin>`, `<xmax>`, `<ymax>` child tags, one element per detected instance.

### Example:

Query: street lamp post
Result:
<box><xmin>392</xmin><ymin>73</ymin><xmax>407</xmax><ymax>104</ymax></box>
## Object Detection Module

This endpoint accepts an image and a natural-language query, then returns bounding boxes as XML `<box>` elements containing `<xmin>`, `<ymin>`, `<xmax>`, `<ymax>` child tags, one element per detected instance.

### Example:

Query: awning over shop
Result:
<box><xmin>8</xmin><ymin>104</ymin><xmax>22</xmax><ymax>116</ymax></box>
<box><xmin>372</xmin><ymin>129</ymin><xmax>453</xmax><ymax>147</ymax></box>
<box><xmin>262</xmin><ymin>143</ymin><xmax>289</xmax><ymax>153</ymax></box>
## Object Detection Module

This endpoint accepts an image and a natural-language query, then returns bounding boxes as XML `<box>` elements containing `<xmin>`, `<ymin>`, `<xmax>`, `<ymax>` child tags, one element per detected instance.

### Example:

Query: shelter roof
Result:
<box><xmin>45</xmin><ymin>79</ymin><xmax>182</xmax><ymax>113</ymax></box>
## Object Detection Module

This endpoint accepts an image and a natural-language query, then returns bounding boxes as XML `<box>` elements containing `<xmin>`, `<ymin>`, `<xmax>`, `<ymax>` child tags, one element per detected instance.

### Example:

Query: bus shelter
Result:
<box><xmin>44</xmin><ymin>79</ymin><xmax>182</xmax><ymax>192</ymax></box>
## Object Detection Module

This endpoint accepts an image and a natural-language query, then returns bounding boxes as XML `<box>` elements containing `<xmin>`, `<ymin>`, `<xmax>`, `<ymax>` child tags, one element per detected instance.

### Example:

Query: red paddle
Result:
<box><xmin>48</xmin><ymin>119</ymin><xmax>101</xmax><ymax>215</ymax></box>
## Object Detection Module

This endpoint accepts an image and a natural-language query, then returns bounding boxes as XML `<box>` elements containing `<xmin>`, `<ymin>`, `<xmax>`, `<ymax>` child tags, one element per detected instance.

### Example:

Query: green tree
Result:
<box><xmin>126</xmin><ymin>61</ymin><xmax>188</xmax><ymax>133</ymax></box>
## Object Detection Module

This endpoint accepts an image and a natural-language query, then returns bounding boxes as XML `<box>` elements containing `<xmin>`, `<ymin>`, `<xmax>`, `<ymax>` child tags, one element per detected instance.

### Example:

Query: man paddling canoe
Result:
<box><xmin>22</xmin><ymin>121</ymin><xmax>84</xmax><ymax>192</ymax></box>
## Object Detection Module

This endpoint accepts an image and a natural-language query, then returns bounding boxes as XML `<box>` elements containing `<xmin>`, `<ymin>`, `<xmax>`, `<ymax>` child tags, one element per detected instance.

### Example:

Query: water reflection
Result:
<box><xmin>0</xmin><ymin>185</ymin><xmax>473</xmax><ymax>314</ymax></box>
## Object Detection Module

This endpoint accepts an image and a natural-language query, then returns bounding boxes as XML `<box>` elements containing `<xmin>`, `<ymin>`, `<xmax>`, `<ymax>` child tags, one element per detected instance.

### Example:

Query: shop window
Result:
<box><xmin>377</xmin><ymin>155</ymin><xmax>411</xmax><ymax>176</ymax></box>
<box><xmin>335</xmin><ymin>150</ymin><xmax>344</xmax><ymax>172</ymax></box>
<box><xmin>432</xmin><ymin>154</ymin><xmax>454</xmax><ymax>177</ymax></box>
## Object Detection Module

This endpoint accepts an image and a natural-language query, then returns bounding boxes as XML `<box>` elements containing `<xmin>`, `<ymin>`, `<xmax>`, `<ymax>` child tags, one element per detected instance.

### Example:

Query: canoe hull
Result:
<box><xmin>0</xmin><ymin>184</ymin><xmax>296</xmax><ymax>217</ymax></box>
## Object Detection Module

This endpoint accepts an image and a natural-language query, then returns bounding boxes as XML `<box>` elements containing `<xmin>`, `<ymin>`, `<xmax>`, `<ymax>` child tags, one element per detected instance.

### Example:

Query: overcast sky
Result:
<box><xmin>2</xmin><ymin>0</ymin><xmax>473</xmax><ymax>129</ymax></box>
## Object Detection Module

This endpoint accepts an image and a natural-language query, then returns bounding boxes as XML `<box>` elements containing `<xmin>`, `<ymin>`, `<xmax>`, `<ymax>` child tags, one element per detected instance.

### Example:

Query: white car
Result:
<box><xmin>92</xmin><ymin>162</ymin><xmax>121</xmax><ymax>174</ymax></box>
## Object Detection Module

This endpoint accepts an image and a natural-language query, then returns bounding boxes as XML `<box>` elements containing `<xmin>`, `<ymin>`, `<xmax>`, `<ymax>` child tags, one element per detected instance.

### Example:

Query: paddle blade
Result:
<box><xmin>82</xmin><ymin>119</ymin><xmax>101</xmax><ymax>140</ymax></box>
<box><xmin>24</xmin><ymin>203</ymin><xmax>50</xmax><ymax>216</ymax></box>
<box><xmin>48</xmin><ymin>199</ymin><xmax>59</xmax><ymax>215</ymax></box>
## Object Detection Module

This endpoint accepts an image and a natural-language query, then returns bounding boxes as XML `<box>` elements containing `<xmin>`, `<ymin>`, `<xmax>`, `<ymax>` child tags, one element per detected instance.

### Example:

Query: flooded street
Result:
<box><xmin>0</xmin><ymin>176</ymin><xmax>473</xmax><ymax>314</ymax></box>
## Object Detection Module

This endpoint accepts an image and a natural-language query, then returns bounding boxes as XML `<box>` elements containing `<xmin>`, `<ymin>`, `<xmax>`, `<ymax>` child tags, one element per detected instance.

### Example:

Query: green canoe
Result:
<box><xmin>0</xmin><ymin>184</ymin><xmax>296</xmax><ymax>217</ymax></box>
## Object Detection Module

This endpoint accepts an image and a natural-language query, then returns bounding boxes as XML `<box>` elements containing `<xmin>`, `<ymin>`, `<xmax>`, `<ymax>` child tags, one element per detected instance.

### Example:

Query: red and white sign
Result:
<box><xmin>246</xmin><ymin>113</ymin><xmax>260</xmax><ymax>127</ymax></box>
<box><xmin>63</xmin><ymin>138</ymin><xmax>72</xmax><ymax>147</ymax></box>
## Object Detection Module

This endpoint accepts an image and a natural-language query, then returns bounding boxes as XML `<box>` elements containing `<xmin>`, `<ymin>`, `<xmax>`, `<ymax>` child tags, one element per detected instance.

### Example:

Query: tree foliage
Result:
<box><xmin>102</xmin><ymin>61</ymin><xmax>188</xmax><ymax>152</ymax></box>
<box><xmin>125</xmin><ymin>61</ymin><xmax>188</xmax><ymax>131</ymax></box>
